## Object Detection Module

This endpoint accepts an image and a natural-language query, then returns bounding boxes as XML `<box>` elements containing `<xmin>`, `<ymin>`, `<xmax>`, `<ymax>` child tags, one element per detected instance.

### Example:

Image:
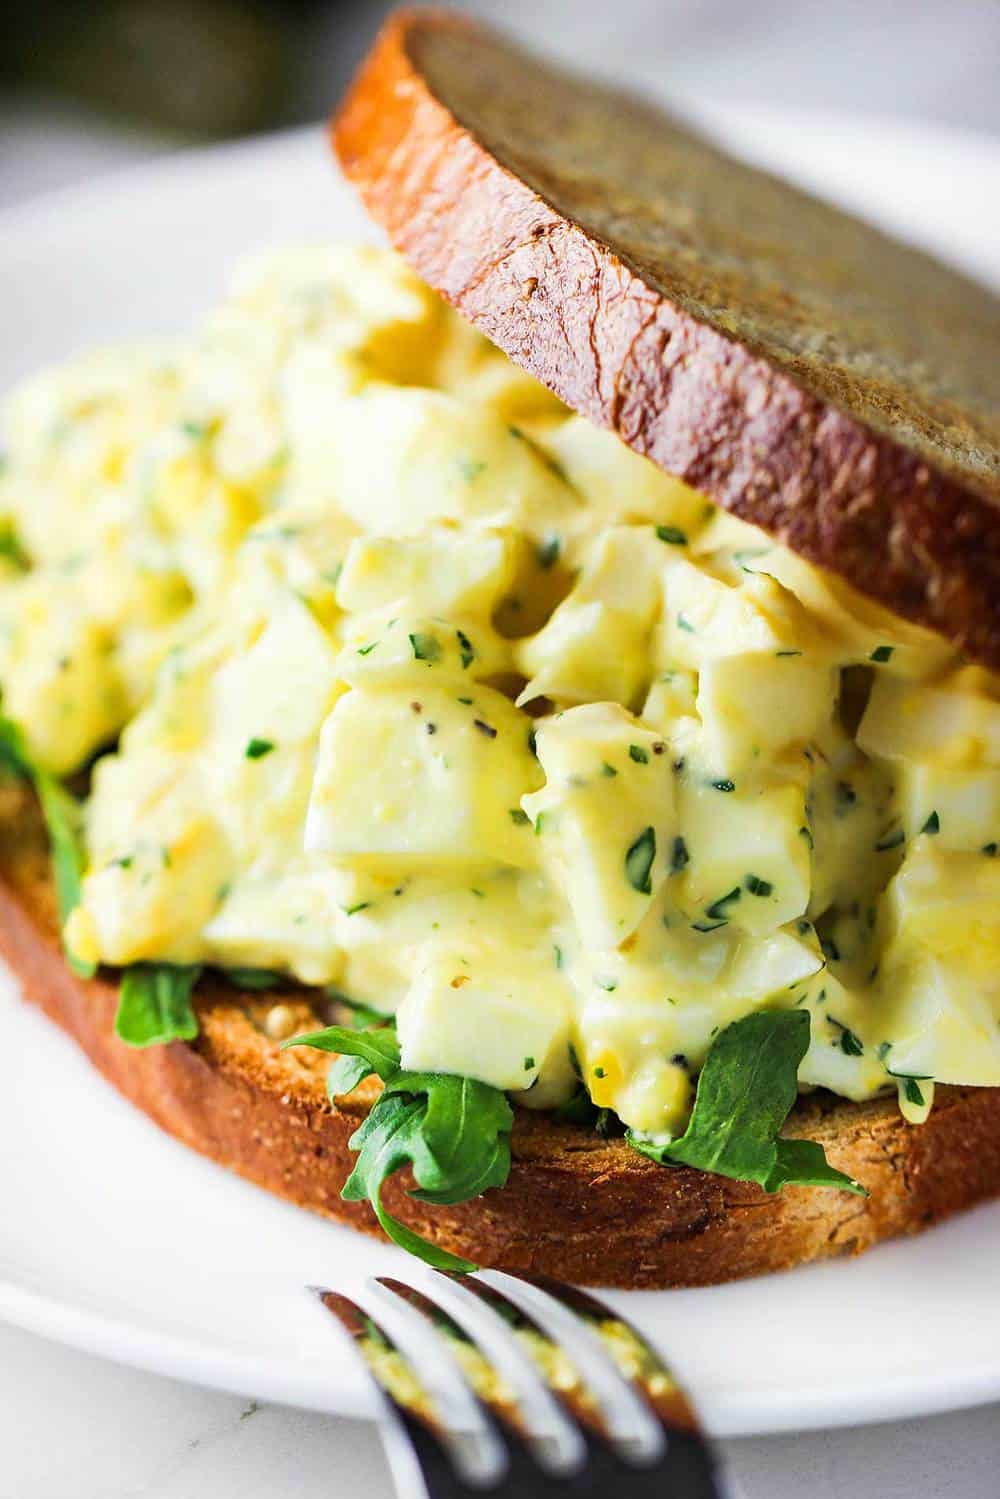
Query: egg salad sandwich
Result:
<box><xmin>2</xmin><ymin>9</ymin><xmax>999</xmax><ymax>1288</ymax></box>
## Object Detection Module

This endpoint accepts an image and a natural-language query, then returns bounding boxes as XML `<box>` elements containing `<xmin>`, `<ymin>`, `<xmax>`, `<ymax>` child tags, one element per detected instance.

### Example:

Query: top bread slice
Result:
<box><xmin>334</xmin><ymin>9</ymin><xmax>1000</xmax><ymax>669</ymax></box>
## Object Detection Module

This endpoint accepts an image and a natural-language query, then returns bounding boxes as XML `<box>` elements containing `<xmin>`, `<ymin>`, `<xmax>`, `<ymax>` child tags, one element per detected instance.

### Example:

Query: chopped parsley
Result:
<box><xmin>670</xmin><ymin>835</ymin><xmax>690</xmax><ymax>874</ymax></box>
<box><xmin>920</xmin><ymin>810</ymin><xmax>940</xmax><ymax>835</ymax></box>
<box><xmin>705</xmin><ymin>887</ymin><xmax>741</xmax><ymax>921</ymax></box>
<box><xmin>600</xmin><ymin>760</ymin><xmax>618</xmax><ymax>777</ymax></box>
<box><xmin>676</xmin><ymin>612</ymin><xmax>696</xmax><ymax>633</ymax></box>
<box><xmin>409</xmin><ymin>632</ymin><xmax>441</xmax><ymax>663</ymax></box>
<box><xmin>508</xmin><ymin>807</ymin><xmax>531</xmax><ymax>826</ymax></box>
<box><xmin>829</xmin><ymin>1017</ymin><xmax>864</xmax><ymax>1056</ymax></box>
<box><xmin>356</xmin><ymin>641</ymin><xmax>379</xmax><ymax>656</ymax></box>
<box><xmin>456</xmin><ymin>629</ymin><xmax>475</xmax><ymax>669</ymax></box>
<box><xmin>744</xmin><ymin>874</ymin><xmax>773</xmax><ymax>897</ymax></box>
<box><xmin>625</xmin><ymin>826</ymin><xmax>656</xmax><ymax>895</ymax></box>
<box><xmin>869</xmin><ymin>645</ymin><xmax>894</xmax><ymax>663</ymax></box>
<box><xmin>655</xmin><ymin>525</ymin><xmax>687</xmax><ymax>546</ymax></box>
<box><xmin>473</xmin><ymin>718</ymin><xmax>497</xmax><ymax>740</ymax></box>
<box><xmin>711</xmin><ymin>778</ymin><xmax>736</xmax><ymax>793</ymax></box>
<box><xmin>628</xmin><ymin>744</ymin><xmax>649</xmax><ymax>765</ymax></box>
<box><xmin>245</xmin><ymin>738</ymin><xmax>275</xmax><ymax>759</ymax></box>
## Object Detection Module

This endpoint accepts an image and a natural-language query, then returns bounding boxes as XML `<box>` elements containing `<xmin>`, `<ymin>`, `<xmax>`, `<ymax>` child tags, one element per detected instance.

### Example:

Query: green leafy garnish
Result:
<box><xmin>0</xmin><ymin>708</ymin><xmax>94</xmax><ymax>978</ymax></box>
<box><xmin>628</xmin><ymin>744</ymin><xmax>649</xmax><ymax>765</ymax></box>
<box><xmin>655</xmin><ymin>525</ymin><xmax>687</xmax><ymax>546</ymax></box>
<box><xmin>627</xmin><ymin>1010</ymin><xmax>865</xmax><ymax>1195</ymax></box>
<box><xmin>114</xmin><ymin>963</ymin><xmax>202</xmax><ymax>1048</ymax></box>
<box><xmin>869</xmin><ymin>645</ymin><xmax>894</xmax><ymax>663</ymax></box>
<box><xmin>285</xmin><ymin>1025</ymin><xmax>512</xmax><ymax>1271</ymax></box>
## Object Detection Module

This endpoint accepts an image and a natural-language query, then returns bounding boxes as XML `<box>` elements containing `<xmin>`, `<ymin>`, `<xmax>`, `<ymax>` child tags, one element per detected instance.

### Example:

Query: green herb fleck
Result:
<box><xmin>655</xmin><ymin>525</ymin><xmax>687</xmax><ymax>546</ymax></box>
<box><xmin>245</xmin><ymin>738</ymin><xmax>275</xmax><ymax>760</ymax></box>
<box><xmin>705</xmin><ymin>887</ymin><xmax>741</xmax><ymax>921</ymax></box>
<box><xmin>829</xmin><ymin>1017</ymin><xmax>864</xmax><ymax>1056</ymax></box>
<box><xmin>921</xmin><ymin>810</ymin><xmax>940</xmax><ymax>835</ymax></box>
<box><xmin>670</xmin><ymin>835</ymin><xmax>690</xmax><ymax>874</ymax></box>
<box><xmin>869</xmin><ymin>645</ymin><xmax>894</xmax><ymax>663</ymax></box>
<box><xmin>625</xmin><ymin>827</ymin><xmax>656</xmax><ymax>895</ymax></box>
<box><xmin>456</xmin><ymin>629</ymin><xmax>475</xmax><ymax>669</ymax></box>
<box><xmin>711</xmin><ymin>779</ymin><xmax>736</xmax><ymax>793</ymax></box>
<box><xmin>744</xmin><ymin>874</ymin><xmax>773</xmax><ymax>898</ymax></box>
<box><xmin>509</xmin><ymin>807</ymin><xmax>531</xmax><ymax>826</ymax></box>
<box><xmin>409</xmin><ymin>632</ymin><xmax>441</xmax><ymax>663</ymax></box>
<box><xmin>628</xmin><ymin>744</ymin><xmax>649</xmax><ymax>765</ymax></box>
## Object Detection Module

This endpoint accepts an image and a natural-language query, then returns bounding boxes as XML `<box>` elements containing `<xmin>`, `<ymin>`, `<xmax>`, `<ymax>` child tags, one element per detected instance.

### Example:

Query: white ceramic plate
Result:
<box><xmin>1</xmin><ymin>115</ymin><xmax>999</xmax><ymax>1440</ymax></box>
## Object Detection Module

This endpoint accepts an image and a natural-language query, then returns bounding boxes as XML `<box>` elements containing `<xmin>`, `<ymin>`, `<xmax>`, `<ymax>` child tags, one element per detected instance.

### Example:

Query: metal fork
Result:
<box><xmin>311</xmin><ymin>1271</ymin><xmax>731</xmax><ymax>1497</ymax></box>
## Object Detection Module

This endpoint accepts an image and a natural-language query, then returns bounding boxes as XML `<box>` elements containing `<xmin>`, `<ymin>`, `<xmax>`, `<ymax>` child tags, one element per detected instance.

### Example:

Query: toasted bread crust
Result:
<box><xmin>333</xmin><ymin>10</ymin><xmax>1000</xmax><ymax>670</ymax></box>
<box><xmin>3</xmin><ymin>785</ymin><xmax>999</xmax><ymax>1288</ymax></box>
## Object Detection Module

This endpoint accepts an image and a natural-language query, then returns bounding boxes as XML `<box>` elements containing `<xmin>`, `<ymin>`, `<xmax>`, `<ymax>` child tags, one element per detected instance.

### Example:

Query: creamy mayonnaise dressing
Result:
<box><xmin>4</xmin><ymin>246</ymin><xmax>1000</xmax><ymax>1135</ymax></box>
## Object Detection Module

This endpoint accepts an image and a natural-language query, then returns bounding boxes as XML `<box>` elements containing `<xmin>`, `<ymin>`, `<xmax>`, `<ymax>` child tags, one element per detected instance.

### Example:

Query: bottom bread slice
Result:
<box><xmin>3</xmin><ymin>784</ymin><xmax>999</xmax><ymax>1289</ymax></box>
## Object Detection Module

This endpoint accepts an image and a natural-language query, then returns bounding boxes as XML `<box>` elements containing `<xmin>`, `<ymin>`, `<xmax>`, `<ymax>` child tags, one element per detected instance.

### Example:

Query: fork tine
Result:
<box><xmin>433</xmin><ymin>1271</ymin><xmax>612</xmax><ymax>1446</ymax></box>
<box><xmin>311</xmin><ymin>1287</ymin><xmax>505</xmax><ymax>1493</ymax></box>
<box><xmin>510</xmin><ymin>1275</ymin><xmax>726</xmax><ymax>1495</ymax></box>
<box><xmin>513</xmin><ymin>1274</ymin><xmax>701</xmax><ymax>1434</ymax></box>
<box><xmin>374</xmin><ymin>1276</ymin><xmax>583</xmax><ymax>1477</ymax></box>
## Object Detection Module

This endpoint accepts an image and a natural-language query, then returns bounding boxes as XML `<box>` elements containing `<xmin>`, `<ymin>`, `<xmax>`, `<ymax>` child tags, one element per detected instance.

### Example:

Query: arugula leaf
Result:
<box><xmin>0</xmin><ymin>707</ymin><xmax>94</xmax><ymax>978</ymax></box>
<box><xmin>284</xmin><ymin>1024</ymin><xmax>401</xmax><ymax>1095</ymax></box>
<box><xmin>223</xmin><ymin>967</ymin><xmax>285</xmax><ymax>991</ymax></box>
<box><xmin>627</xmin><ymin>1010</ymin><xmax>865</xmax><ymax>1195</ymax></box>
<box><xmin>287</xmin><ymin>1024</ymin><xmax>512</xmax><ymax>1271</ymax></box>
<box><xmin>324</xmin><ymin>988</ymin><xmax>394</xmax><ymax>1030</ymax></box>
<box><xmin>114</xmin><ymin>963</ymin><xmax>202</xmax><ymax>1048</ymax></box>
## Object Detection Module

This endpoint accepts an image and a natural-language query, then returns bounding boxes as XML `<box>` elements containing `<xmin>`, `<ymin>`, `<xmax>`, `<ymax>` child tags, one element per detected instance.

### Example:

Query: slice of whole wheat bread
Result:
<box><xmin>334</xmin><ymin>9</ymin><xmax>1000</xmax><ymax>670</ymax></box>
<box><xmin>4</xmin><ymin>781</ymin><xmax>999</xmax><ymax>1288</ymax></box>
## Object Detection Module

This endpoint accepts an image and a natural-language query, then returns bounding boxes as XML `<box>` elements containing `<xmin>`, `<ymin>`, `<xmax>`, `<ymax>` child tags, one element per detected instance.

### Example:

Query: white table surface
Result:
<box><xmin>1</xmin><ymin>1315</ymin><xmax>997</xmax><ymax>1499</ymax></box>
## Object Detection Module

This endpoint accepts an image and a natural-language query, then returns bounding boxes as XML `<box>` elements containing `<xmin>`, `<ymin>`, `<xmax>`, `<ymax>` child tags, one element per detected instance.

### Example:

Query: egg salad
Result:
<box><xmin>4</xmin><ymin>245</ymin><xmax>1000</xmax><ymax>1149</ymax></box>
